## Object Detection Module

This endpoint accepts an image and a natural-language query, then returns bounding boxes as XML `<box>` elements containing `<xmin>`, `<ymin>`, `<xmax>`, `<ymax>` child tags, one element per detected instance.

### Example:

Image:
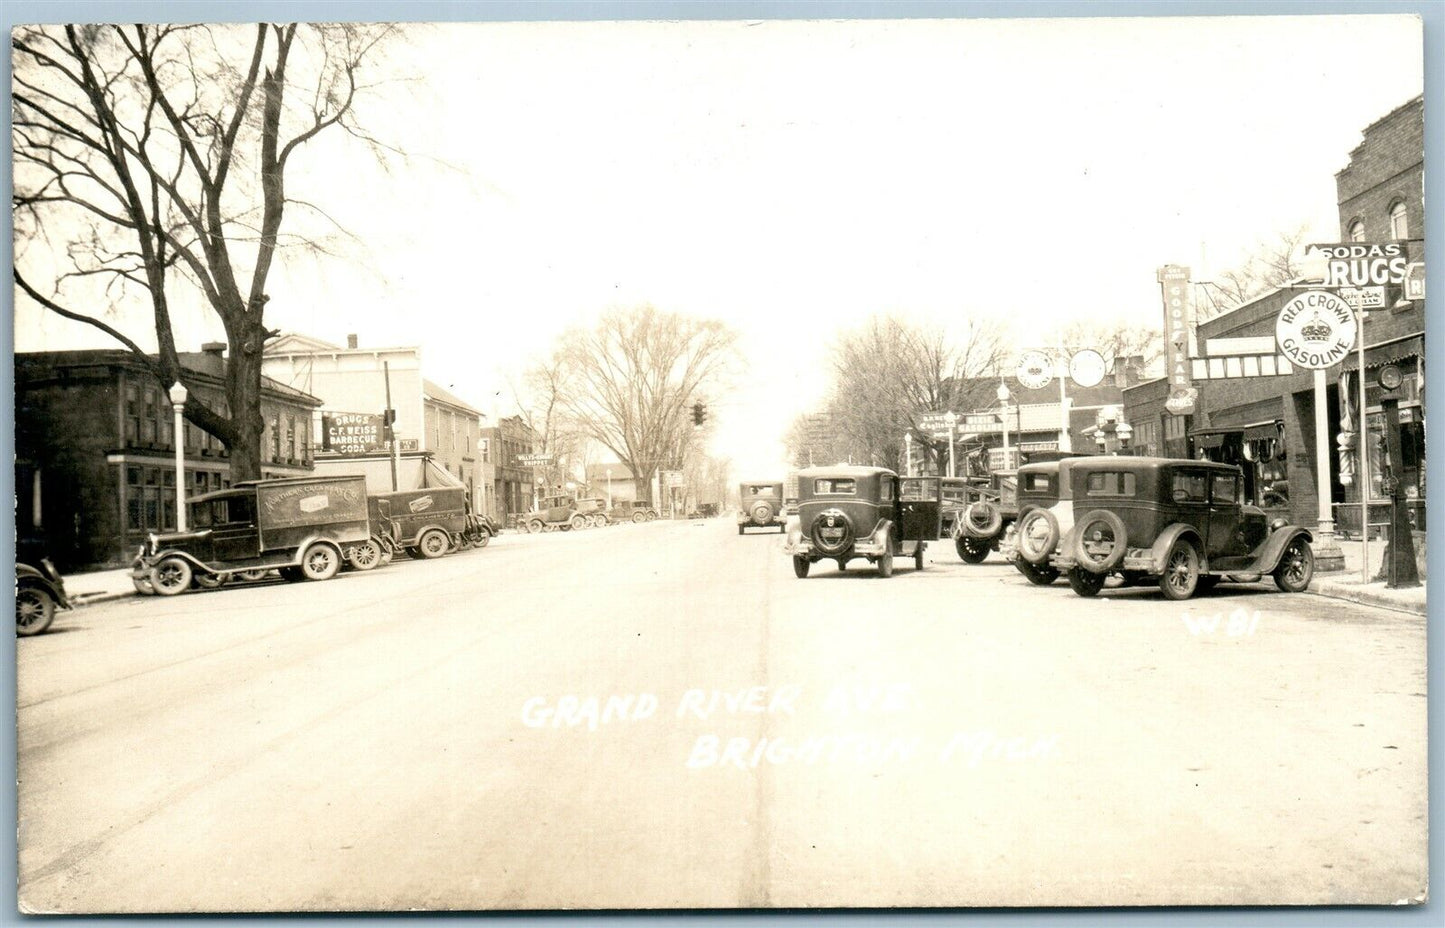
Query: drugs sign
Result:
<box><xmin>1275</xmin><ymin>290</ymin><xmax>1357</xmax><ymax>370</ymax></box>
<box><xmin>322</xmin><ymin>412</ymin><xmax>385</xmax><ymax>454</ymax></box>
<box><xmin>1309</xmin><ymin>242</ymin><xmax>1409</xmax><ymax>289</ymax></box>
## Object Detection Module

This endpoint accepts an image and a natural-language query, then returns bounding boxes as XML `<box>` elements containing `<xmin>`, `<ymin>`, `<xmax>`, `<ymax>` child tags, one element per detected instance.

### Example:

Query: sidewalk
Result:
<box><xmin>1311</xmin><ymin>539</ymin><xmax>1427</xmax><ymax>616</ymax></box>
<box><xmin>63</xmin><ymin>566</ymin><xmax>141</xmax><ymax>607</ymax></box>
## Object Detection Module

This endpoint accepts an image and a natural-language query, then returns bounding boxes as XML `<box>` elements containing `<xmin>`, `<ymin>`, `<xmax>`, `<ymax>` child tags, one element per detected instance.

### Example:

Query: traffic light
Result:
<box><xmin>382</xmin><ymin>408</ymin><xmax>396</xmax><ymax>441</ymax></box>
<box><xmin>692</xmin><ymin>402</ymin><xmax>706</xmax><ymax>426</ymax></box>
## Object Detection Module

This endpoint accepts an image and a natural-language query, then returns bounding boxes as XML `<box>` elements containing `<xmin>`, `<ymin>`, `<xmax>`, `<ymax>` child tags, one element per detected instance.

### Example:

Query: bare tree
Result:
<box><xmin>793</xmin><ymin>314</ymin><xmax>1005</xmax><ymax>472</ymax></box>
<box><xmin>555</xmin><ymin>306</ymin><xmax>738</xmax><ymax>505</ymax></box>
<box><xmin>1199</xmin><ymin>225</ymin><xmax>1310</xmax><ymax>319</ymax></box>
<box><xmin>1061</xmin><ymin>318</ymin><xmax>1165</xmax><ymax>373</ymax></box>
<box><xmin>513</xmin><ymin>354</ymin><xmax>589</xmax><ymax>495</ymax></box>
<box><xmin>13</xmin><ymin>23</ymin><xmax>395</xmax><ymax>479</ymax></box>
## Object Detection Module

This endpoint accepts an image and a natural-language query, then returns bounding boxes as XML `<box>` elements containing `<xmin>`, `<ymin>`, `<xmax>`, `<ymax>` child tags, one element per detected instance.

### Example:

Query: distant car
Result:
<box><xmin>783</xmin><ymin>466</ymin><xmax>940</xmax><ymax>577</ymax></box>
<box><xmin>950</xmin><ymin>469</ymin><xmax>1018</xmax><ymax>564</ymax></box>
<box><xmin>737</xmin><ymin>481</ymin><xmax>786</xmax><ymax>534</ymax></box>
<box><xmin>16</xmin><ymin>559</ymin><xmax>70</xmax><ymax>636</ymax></box>
<box><xmin>610</xmin><ymin>501</ymin><xmax>660</xmax><ymax>523</ymax></box>
<box><xmin>1050</xmin><ymin>456</ymin><xmax>1315</xmax><ymax>600</ymax></box>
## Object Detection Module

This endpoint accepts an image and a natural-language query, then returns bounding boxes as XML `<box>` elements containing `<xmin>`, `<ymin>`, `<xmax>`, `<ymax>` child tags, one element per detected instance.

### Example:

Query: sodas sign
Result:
<box><xmin>1309</xmin><ymin>242</ymin><xmax>1409</xmax><ymax>288</ymax></box>
<box><xmin>1275</xmin><ymin>290</ymin><xmax>1357</xmax><ymax>370</ymax></box>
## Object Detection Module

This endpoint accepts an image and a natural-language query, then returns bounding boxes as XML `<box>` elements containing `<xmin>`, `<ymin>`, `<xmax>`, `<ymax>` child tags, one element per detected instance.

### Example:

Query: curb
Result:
<box><xmin>1307</xmin><ymin>578</ymin><xmax>1426</xmax><ymax>617</ymax></box>
<box><xmin>70</xmin><ymin>591</ymin><xmax>137</xmax><ymax>607</ymax></box>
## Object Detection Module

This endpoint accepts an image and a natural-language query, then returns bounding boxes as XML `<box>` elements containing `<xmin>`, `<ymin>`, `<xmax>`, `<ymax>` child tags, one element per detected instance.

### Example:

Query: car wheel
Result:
<box><xmin>301</xmin><ymin>543</ymin><xmax>342</xmax><ymax>581</ymax></box>
<box><xmin>348</xmin><ymin>538</ymin><xmax>382</xmax><ymax>571</ymax></box>
<box><xmin>569</xmin><ymin>514</ymin><xmax>586</xmax><ymax>531</ymax></box>
<box><xmin>150</xmin><ymin>557</ymin><xmax>193</xmax><ymax>596</ymax></box>
<box><xmin>914</xmin><ymin>544</ymin><xmax>925</xmax><ymax>571</ymax></box>
<box><xmin>193</xmin><ymin>573</ymin><xmax>227</xmax><ymax>590</ymax></box>
<box><xmin>1072</xmin><ymin>510</ymin><xmax>1128</xmax><ymax>574</ymax></box>
<box><xmin>1068</xmin><ymin>568</ymin><xmax>1106</xmax><ymax>597</ymax></box>
<box><xmin>793</xmin><ymin>556</ymin><xmax>811</xmax><ymax>578</ymax></box>
<box><xmin>955</xmin><ymin>535</ymin><xmax>989</xmax><ymax>564</ymax></box>
<box><xmin>633</xmin><ymin>511</ymin><xmax>646</xmax><ymax>523</ymax></box>
<box><xmin>646</xmin><ymin>511</ymin><xmax>658</xmax><ymax>522</ymax></box>
<box><xmin>418</xmin><ymin>529</ymin><xmax>450</xmax><ymax>559</ymax></box>
<box><xmin>472</xmin><ymin>529</ymin><xmax>492</xmax><ymax>548</ymax></box>
<box><xmin>237</xmin><ymin>569</ymin><xmax>270</xmax><ymax>582</ymax></box>
<box><xmin>132</xmin><ymin>576</ymin><xmax>156</xmax><ymax>595</ymax></box>
<box><xmin>1159</xmin><ymin>538</ymin><xmax>1200</xmax><ymax>601</ymax></box>
<box><xmin>1016</xmin><ymin>508</ymin><xmax>1061</xmax><ymax>565</ymax></box>
<box><xmin>1272</xmin><ymin>537</ymin><xmax>1314</xmax><ymax>593</ymax></box>
<box><xmin>1016</xmin><ymin>560</ymin><xmax>1060</xmax><ymax>586</ymax></box>
<box><xmin>528</xmin><ymin>519</ymin><xmax>545</xmax><ymax>534</ymax></box>
<box><xmin>878</xmin><ymin>550</ymin><xmax>894</xmax><ymax>578</ymax></box>
<box><xmin>16</xmin><ymin>588</ymin><xmax>56</xmax><ymax>636</ymax></box>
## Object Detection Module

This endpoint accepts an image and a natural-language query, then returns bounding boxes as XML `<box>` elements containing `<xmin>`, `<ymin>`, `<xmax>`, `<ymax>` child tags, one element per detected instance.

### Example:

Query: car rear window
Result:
<box><xmin>1085</xmin><ymin>472</ymin><xmax>1136</xmax><ymax>496</ymax></box>
<box><xmin>1023</xmin><ymin>473</ymin><xmax>1052</xmax><ymax>493</ymax></box>
<box><xmin>747</xmin><ymin>485</ymin><xmax>779</xmax><ymax>496</ymax></box>
<box><xmin>814</xmin><ymin>478</ymin><xmax>856</xmax><ymax>495</ymax></box>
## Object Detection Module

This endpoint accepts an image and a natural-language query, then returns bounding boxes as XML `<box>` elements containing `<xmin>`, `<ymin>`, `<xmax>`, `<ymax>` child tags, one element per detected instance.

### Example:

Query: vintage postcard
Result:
<box><xmin>11</xmin><ymin>10</ymin><xmax>1429</xmax><ymax>912</ymax></box>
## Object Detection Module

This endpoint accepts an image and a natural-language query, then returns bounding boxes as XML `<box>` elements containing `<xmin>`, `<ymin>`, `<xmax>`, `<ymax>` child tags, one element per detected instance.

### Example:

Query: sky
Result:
<box><xmin>11</xmin><ymin>13</ymin><xmax>1426</xmax><ymax>479</ymax></box>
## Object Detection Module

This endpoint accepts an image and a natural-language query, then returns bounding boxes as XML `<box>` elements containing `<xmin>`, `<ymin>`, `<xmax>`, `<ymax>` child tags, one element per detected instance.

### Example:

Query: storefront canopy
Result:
<box><xmin>1338</xmin><ymin>334</ymin><xmax>1423</xmax><ymax>373</ymax></box>
<box><xmin>1189</xmin><ymin>420</ymin><xmax>1282</xmax><ymax>447</ymax></box>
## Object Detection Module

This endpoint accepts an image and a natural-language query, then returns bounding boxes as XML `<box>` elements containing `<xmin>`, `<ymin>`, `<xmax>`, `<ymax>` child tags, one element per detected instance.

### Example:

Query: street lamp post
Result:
<box><xmin>944</xmin><ymin>412</ymin><xmax>958</xmax><ymax>478</ymax></box>
<box><xmin>605</xmin><ymin>468</ymin><xmax>613</xmax><ymax>509</ymax></box>
<box><xmin>997</xmin><ymin>383</ymin><xmax>1012</xmax><ymax>470</ymax></box>
<box><xmin>168</xmin><ymin>382</ymin><xmax>188</xmax><ymax>532</ymax></box>
<box><xmin>903</xmin><ymin>431</ymin><xmax>913</xmax><ymax>477</ymax></box>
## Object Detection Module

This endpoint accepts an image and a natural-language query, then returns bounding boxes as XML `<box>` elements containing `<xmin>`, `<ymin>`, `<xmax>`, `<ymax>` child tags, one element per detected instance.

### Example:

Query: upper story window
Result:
<box><xmin>1348</xmin><ymin>219</ymin><xmax>1365</xmax><ymax>243</ymax></box>
<box><xmin>1389</xmin><ymin>201</ymin><xmax>1408</xmax><ymax>240</ymax></box>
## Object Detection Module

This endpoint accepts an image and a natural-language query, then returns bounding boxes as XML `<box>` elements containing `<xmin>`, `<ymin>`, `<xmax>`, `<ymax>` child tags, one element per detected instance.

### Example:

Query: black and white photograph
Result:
<box><xmin>8</xmin><ymin>3</ymin><xmax>1434</xmax><ymax>913</ymax></box>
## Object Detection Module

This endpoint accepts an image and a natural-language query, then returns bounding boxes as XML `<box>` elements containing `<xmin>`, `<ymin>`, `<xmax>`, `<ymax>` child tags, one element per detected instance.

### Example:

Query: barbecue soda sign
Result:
<box><xmin>1275</xmin><ymin>290</ymin><xmax>1357</xmax><ymax>370</ymax></box>
<box><xmin>322</xmin><ymin>412</ymin><xmax>385</xmax><ymax>454</ymax></box>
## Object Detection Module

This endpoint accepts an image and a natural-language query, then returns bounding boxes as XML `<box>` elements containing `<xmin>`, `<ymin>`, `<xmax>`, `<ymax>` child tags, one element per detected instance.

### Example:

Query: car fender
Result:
<box><xmin>1244</xmin><ymin>527</ymin><xmax>1315</xmax><ymax>574</ymax></box>
<box><xmin>17</xmin><ymin>576</ymin><xmax>71</xmax><ymax>610</ymax></box>
<box><xmin>867</xmin><ymin>518</ymin><xmax>893</xmax><ymax>549</ymax></box>
<box><xmin>1147</xmin><ymin>524</ymin><xmax>1206</xmax><ymax>573</ymax></box>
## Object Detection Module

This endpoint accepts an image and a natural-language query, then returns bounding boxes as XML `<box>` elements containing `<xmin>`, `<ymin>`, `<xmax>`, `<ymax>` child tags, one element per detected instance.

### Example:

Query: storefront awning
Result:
<box><xmin>1241</xmin><ymin>420</ymin><xmax>1283</xmax><ymax>441</ymax></box>
<box><xmin>1338</xmin><ymin>334</ymin><xmax>1423</xmax><ymax>373</ymax></box>
<box><xmin>1190</xmin><ymin>429</ymin><xmax>1229</xmax><ymax>449</ymax></box>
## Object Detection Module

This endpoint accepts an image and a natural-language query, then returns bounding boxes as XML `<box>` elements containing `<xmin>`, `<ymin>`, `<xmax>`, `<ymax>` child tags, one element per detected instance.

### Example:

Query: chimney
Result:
<box><xmin>347</xmin><ymin>333</ymin><xmax>358</xmax><ymax>349</ymax></box>
<box><xmin>1113</xmin><ymin>354</ymin><xmax>1145</xmax><ymax>389</ymax></box>
<box><xmin>201</xmin><ymin>341</ymin><xmax>226</xmax><ymax>357</ymax></box>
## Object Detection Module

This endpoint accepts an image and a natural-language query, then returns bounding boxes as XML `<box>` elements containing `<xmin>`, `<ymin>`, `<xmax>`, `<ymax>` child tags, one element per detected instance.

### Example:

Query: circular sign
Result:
<box><xmin>1276</xmin><ymin>290</ymin><xmax>1357</xmax><ymax>370</ymax></box>
<box><xmin>1377</xmin><ymin>364</ymin><xmax>1403</xmax><ymax>391</ymax></box>
<box><xmin>1016</xmin><ymin>350</ymin><xmax>1053</xmax><ymax>390</ymax></box>
<box><xmin>1068</xmin><ymin>349</ymin><xmax>1107</xmax><ymax>388</ymax></box>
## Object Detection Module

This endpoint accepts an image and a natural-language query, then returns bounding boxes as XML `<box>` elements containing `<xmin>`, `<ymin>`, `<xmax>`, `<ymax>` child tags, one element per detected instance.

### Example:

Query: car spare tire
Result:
<box><xmin>810</xmin><ymin>508</ymin><xmax>855</xmax><ymax>556</ymax></box>
<box><xmin>750</xmin><ymin>502</ymin><xmax>775</xmax><ymax>526</ymax></box>
<box><xmin>962</xmin><ymin>501</ymin><xmax>1003</xmax><ymax>538</ymax></box>
<box><xmin>1071</xmin><ymin>509</ymin><xmax>1128</xmax><ymax>574</ymax></box>
<box><xmin>1015</xmin><ymin>508</ymin><xmax>1061</xmax><ymax>565</ymax></box>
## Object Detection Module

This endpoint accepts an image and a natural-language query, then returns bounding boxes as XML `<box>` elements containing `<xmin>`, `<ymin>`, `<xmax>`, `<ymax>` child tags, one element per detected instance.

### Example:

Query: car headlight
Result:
<box><xmin>1268</xmin><ymin>517</ymin><xmax>1289</xmax><ymax>532</ymax></box>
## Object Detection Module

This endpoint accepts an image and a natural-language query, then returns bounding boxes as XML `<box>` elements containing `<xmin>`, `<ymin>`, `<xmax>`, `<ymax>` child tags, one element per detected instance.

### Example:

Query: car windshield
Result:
<box><xmin>814</xmin><ymin>478</ymin><xmax>856</xmax><ymax>495</ymax></box>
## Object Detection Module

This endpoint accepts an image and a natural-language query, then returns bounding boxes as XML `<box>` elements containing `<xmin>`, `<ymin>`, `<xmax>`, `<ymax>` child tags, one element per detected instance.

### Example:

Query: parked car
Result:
<box><xmin>950</xmin><ymin>469</ymin><xmax>1018</xmax><ymax>564</ymax></box>
<box><xmin>131</xmin><ymin>475</ymin><xmax>371</xmax><ymax>595</ymax></box>
<box><xmin>1049</xmin><ymin>456</ymin><xmax>1315</xmax><ymax>600</ymax></box>
<box><xmin>1000</xmin><ymin>457</ymin><xmax>1089</xmax><ymax>586</ymax></box>
<box><xmin>526</xmin><ymin>494</ymin><xmax>586</xmax><ymax>532</ymax></box>
<box><xmin>737</xmin><ymin>481</ymin><xmax>786</xmax><ymax>534</ymax></box>
<box><xmin>16</xmin><ymin>560</ymin><xmax>70</xmax><ymax>636</ymax></box>
<box><xmin>609</xmin><ymin>500</ymin><xmax>660</xmax><ymax>524</ymax></box>
<box><xmin>575</xmin><ymin>497</ymin><xmax>610</xmax><ymax>528</ymax></box>
<box><xmin>784</xmin><ymin>466</ymin><xmax>940</xmax><ymax>578</ymax></box>
<box><xmin>461</xmin><ymin>511</ymin><xmax>502</xmax><ymax>548</ymax></box>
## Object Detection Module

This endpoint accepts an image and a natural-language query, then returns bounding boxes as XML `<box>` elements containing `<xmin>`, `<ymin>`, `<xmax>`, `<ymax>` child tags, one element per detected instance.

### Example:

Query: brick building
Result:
<box><xmin>1121</xmin><ymin>95</ymin><xmax>1425</xmax><ymax>537</ymax></box>
<box><xmin>15</xmin><ymin>347</ymin><xmax>321</xmax><ymax>570</ymax></box>
<box><xmin>481</xmin><ymin>415</ymin><xmax>539</xmax><ymax>522</ymax></box>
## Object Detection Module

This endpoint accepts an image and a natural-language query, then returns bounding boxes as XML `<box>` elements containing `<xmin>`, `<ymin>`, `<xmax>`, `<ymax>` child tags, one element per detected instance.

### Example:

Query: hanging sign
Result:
<box><xmin>1015</xmin><ymin>351</ymin><xmax>1053</xmax><ymax>391</ymax></box>
<box><xmin>1068</xmin><ymin>349</ymin><xmax>1106</xmax><ymax>388</ymax></box>
<box><xmin>1159</xmin><ymin>265</ymin><xmax>1198</xmax><ymax>414</ymax></box>
<box><xmin>1308</xmin><ymin>242</ymin><xmax>1409</xmax><ymax>288</ymax></box>
<box><xmin>1275</xmin><ymin>290</ymin><xmax>1357</xmax><ymax>370</ymax></box>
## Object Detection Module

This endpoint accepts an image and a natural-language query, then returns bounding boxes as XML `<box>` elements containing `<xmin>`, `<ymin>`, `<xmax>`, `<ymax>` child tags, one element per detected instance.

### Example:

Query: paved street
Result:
<box><xmin>17</xmin><ymin>518</ymin><xmax>1427</xmax><ymax>911</ymax></box>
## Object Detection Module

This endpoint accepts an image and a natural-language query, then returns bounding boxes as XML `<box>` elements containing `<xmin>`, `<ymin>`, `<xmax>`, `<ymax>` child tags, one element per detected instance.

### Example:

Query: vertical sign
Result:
<box><xmin>1158</xmin><ymin>265</ymin><xmax>1198</xmax><ymax>415</ymax></box>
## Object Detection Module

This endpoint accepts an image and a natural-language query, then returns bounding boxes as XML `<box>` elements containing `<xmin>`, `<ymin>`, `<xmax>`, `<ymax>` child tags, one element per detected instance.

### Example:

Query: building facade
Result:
<box><xmin>481</xmin><ymin>415</ymin><xmax>538</xmax><ymax>522</ymax></box>
<box><xmin>262</xmin><ymin>333</ymin><xmax>492</xmax><ymax>517</ymax></box>
<box><xmin>15</xmin><ymin>347</ymin><xmax>321</xmax><ymax>570</ymax></box>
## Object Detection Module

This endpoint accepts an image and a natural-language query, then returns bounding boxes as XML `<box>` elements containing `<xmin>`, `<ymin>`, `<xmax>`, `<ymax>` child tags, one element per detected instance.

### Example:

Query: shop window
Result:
<box><xmin>1348</xmin><ymin>219</ymin><xmax>1365</xmax><ymax>243</ymax></box>
<box><xmin>1389</xmin><ymin>201</ymin><xmax>1408</xmax><ymax>240</ymax></box>
<box><xmin>270</xmin><ymin>414</ymin><xmax>281</xmax><ymax>461</ymax></box>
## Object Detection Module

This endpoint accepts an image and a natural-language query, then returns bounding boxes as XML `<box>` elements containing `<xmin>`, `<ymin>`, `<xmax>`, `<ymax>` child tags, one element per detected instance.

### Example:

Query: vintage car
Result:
<box><xmin>373</xmin><ymin>486</ymin><xmax>470</xmax><ymax>558</ymax></box>
<box><xmin>460</xmin><ymin>511</ymin><xmax>502</xmax><ymax>548</ymax></box>
<box><xmin>1050</xmin><ymin>457</ymin><xmax>1315</xmax><ymax>600</ymax></box>
<box><xmin>526</xmin><ymin>494</ymin><xmax>586</xmax><ymax>533</ymax></box>
<box><xmin>610</xmin><ymin>500</ymin><xmax>660</xmax><ymax>524</ymax></box>
<box><xmin>575</xmin><ymin>497</ymin><xmax>610</xmax><ymax>528</ymax></box>
<box><xmin>737</xmin><ymin>481</ymin><xmax>786</xmax><ymax>534</ymax></box>
<box><xmin>999</xmin><ymin>457</ymin><xmax>1088</xmax><ymax>585</ymax></box>
<box><xmin>17</xmin><ymin>559</ymin><xmax>70</xmax><ymax>636</ymax></box>
<box><xmin>131</xmin><ymin>475</ymin><xmax>371</xmax><ymax>595</ymax></box>
<box><xmin>783</xmin><ymin>466</ymin><xmax>940</xmax><ymax>577</ymax></box>
<box><xmin>950</xmin><ymin>469</ymin><xmax>1018</xmax><ymax>564</ymax></box>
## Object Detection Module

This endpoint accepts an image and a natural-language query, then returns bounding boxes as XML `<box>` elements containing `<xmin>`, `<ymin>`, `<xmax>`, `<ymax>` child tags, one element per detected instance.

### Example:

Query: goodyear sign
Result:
<box><xmin>1158</xmin><ymin>265</ymin><xmax>1198</xmax><ymax>415</ymax></box>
